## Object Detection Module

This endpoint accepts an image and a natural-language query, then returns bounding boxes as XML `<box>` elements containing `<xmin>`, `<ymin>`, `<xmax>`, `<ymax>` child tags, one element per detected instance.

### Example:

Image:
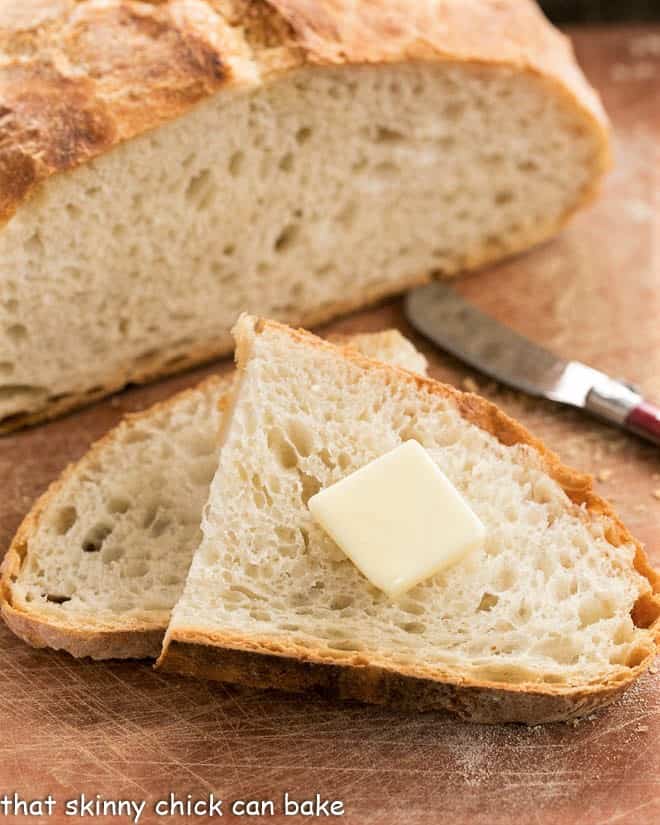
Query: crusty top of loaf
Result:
<box><xmin>0</xmin><ymin>0</ymin><xmax>607</xmax><ymax>224</ymax></box>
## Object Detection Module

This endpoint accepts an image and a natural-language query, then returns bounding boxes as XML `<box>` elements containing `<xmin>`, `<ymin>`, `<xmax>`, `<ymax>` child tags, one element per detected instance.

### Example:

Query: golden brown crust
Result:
<box><xmin>0</xmin><ymin>602</ymin><xmax>164</xmax><ymax>659</ymax></box>
<box><xmin>159</xmin><ymin>636</ymin><xmax>634</xmax><ymax>725</ymax></box>
<box><xmin>0</xmin><ymin>0</ymin><xmax>609</xmax><ymax>225</ymax></box>
<box><xmin>157</xmin><ymin>317</ymin><xmax>660</xmax><ymax>723</ymax></box>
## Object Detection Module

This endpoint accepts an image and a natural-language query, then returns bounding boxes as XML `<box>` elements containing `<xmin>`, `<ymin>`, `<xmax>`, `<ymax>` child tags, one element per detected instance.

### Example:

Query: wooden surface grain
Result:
<box><xmin>1</xmin><ymin>26</ymin><xmax>659</xmax><ymax>825</ymax></box>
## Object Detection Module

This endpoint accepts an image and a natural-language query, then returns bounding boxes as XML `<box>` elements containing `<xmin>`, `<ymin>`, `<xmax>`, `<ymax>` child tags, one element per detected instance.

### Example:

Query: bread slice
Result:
<box><xmin>0</xmin><ymin>331</ymin><xmax>426</xmax><ymax>659</ymax></box>
<box><xmin>158</xmin><ymin>316</ymin><xmax>660</xmax><ymax>724</ymax></box>
<box><xmin>0</xmin><ymin>0</ymin><xmax>610</xmax><ymax>430</ymax></box>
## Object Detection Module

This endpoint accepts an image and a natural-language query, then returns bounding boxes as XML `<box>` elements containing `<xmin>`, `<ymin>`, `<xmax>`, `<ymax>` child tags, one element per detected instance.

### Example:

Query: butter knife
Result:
<box><xmin>405</xmin><ymin>282</ymin><xmax>660</xmax><ymax>446</ymax></box>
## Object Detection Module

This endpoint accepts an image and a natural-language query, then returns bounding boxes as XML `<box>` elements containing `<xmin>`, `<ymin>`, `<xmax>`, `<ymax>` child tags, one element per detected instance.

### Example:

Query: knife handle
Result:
<box><xmin>586</xmin><ymin>380</ymin><xmax>660</xmax><ymax>447</ymax></box>
<box><xmin>625</xmin><ymin>401</ymin><xmax>660</xmax><ymax>446</ymax></box>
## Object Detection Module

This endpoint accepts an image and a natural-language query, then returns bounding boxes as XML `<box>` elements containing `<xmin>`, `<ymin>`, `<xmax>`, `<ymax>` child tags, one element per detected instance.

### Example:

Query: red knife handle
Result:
<box><xmin>625</xmin><ymin>400</ymin><xmax>660</xmax><ymax>446</ymax></box>
<box><xmin>586</xmin><ymin>381</ymin><xmax>660</xmax><ymax>448</ymax></box>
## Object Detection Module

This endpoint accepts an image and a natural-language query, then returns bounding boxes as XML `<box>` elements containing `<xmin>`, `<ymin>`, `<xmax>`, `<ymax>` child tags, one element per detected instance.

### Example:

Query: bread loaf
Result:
<box><xmin>158</xmin><ymin>316</ymin><xmax>659</xmax><ymax>724</ymax></box>
<box><xmin>0</xmin><ymin>0</ymin><xmax>609</xmax><ymax>430</ymax></box>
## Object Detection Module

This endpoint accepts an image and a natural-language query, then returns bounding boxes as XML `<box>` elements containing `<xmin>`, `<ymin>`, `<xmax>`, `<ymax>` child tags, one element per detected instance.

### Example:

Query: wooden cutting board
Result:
<box><xmin>1</xmin><ymin>27</ymin><xmax>658</xmax><ymax>825</ymax></box>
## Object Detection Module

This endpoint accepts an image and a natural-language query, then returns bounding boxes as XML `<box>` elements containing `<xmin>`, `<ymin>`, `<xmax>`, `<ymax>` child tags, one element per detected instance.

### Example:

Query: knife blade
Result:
<box><xmin>405</xmin><ymin>281</ymin><xmax>660</xmax><ymax>446</ymax></box>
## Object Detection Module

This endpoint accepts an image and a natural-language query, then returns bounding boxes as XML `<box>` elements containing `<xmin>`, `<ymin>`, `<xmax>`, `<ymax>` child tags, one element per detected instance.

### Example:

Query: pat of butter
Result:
<box><xmin>308</xmin><ymin>440</ymin><xmax>485</xmax><ymax>598</ymax></box>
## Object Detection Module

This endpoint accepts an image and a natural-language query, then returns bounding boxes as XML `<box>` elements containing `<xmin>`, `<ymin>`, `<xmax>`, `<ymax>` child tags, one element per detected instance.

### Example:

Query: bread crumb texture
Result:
<box><xmin>168</xmin><ymin>318</ymin><xmax>658</xmax><ymax>690</ymax></box>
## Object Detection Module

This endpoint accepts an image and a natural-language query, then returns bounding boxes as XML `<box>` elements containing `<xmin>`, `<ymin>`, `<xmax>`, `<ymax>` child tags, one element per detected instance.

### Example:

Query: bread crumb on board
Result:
<box><xmin>652</xmin><ymin>489</ymin><xmax>660</xmax><ymax>501</ymax></box>
<box><xmin>461</xmin><ymin>377</ymin><xmax>480</xmax><ymax>394</ymax></box>
<box><xmin>596</xmin><ymin>469</ymin><xmax>613</xmax><ymax>482</ymax></box>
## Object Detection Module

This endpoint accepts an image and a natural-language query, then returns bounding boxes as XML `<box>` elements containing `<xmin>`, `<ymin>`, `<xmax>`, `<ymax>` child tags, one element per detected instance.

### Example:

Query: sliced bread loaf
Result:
<box><xmin>0</xmin><ymin>0</ymin><xmax>609</xmax><ymax>429</ymax></box>
<box><xmin>0</xmin><ymin>331</ymin><xmax>426</xmax><ymax>659</ymax></box>
<box><xmin>158</xmin><ymin>316</ymin><xmax>660</xmax><ymax>724</ymax></box>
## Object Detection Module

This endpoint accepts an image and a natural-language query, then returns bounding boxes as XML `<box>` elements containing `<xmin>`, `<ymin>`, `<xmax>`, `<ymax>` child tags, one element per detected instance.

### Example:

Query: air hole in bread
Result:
<box><xmin>317</xmin><ymin>448</ymin><xmax>334</xmax><ymax>469</ymax></box>
<box><xmin>295</xmin><ymin>126</ymin><xmax>312</xmax><ymax>145</ymax></box>
<box><xmin>373</xmin><ymin>161</ymin><xmax>399</xmax><ymax>181</ymax></box>
<box><xmin>401</xmin><ymin>621</ymin><xmax>426</xmax><ymax>635</ymax></box>
<box><xmin>397</xmin><ymin>599</ymin><xmax>425</xmax><ymax>616</ymax></box>
<box><xmin>107</xmin><ymin>497</ymin><xmax>130</xmax><ymax>515</ymax></box>
<box><xmin>330</xmin><ymin>595</ymin><xmax>353</xmax><ymax>611</ymax></box>
<box><xmin>142</xmin><ymin>504</ymin><xmax>159</xmax><ymax>529</ymax></box>
<box><xmin>275</xmin><ymin>526</ymin><xmax>297</xmax><ymax>544</ymax></box>
<box><xmin>478</xmin><ymin>593</ymin><xmax>499</xmax><ymax>612</ymax></box>
<box><xmin>6</xmin><ymin>324</ymin><xmax>27</xmax><ymax>343</ymax></box>
<box><xmin>495</xmin><ymin>190</ymin><xmax>514</xmax><ymax>205</ymax></box>
<box><xmin>54</xmin><ymin>505</ymin><xmax>77</xmax><ymax>535</ymax></box>
<box><xmin>228</xmin><ymin>151</ymin><xmax>244</xmax><ymax>176</ymax></box>
<box><xmin>82</xmin><ymin>523</ymin><xmax>112</xmax><ymax>553</ymax></box>
<box><xmin>46</xmin><ymin>593</ymin><xmax>71</xmax><ymax>604</ymax></box>
<box><xmin>375</xmin><ymin>126</ymin><xmax>405</xmax><ymax>144</ymax></box>
<box><xmin>328</xmin><ymin>640</ymin><xmax>364</xmax><ymax>652</ymax></box>
<box><xmin>299</xmin><ymin>528</ymin><xmax>311</xmax><ymax>553</ymax></box>
<box><xmin>274</xmin><ymin>223</ymin><xmax>300</xmax><ymax>253</ymax></box>
<box><xmin>279</xmin><ymin>152</ymin><xmax>294</xmax><ymax>172</ymax></box>
<box><xmin>268</xmin><ymin>428</ymin><xmax>298</xmax><ymax>470</ymax></box>
<box><xmin>286</xmin><ymin>418</ymin><xmax>314</xmax><ymax>457</ymax></box>
<box><xmin>299</xmin><ymin>471</ymin><xmax>321</xmax><ymax>506</ymax></box>
<box><xmin>519</xmin><ymin>159</ymin><xmax>539</xmax><ymax>172</ymax></box>
<box><xmin>536</xmin><ymin>636</ymin><xmax>579</xmax><ymax>665</ymax></box>
<box><xmin>475</xmin><ymin>664</ymin><xmax>540</xmax><ymax>684</ymax></box>
<box><xmin>230</xmin><ymin>584</ymin><xmax>262</xmax><ymax>602</ymax></box>
<box><xmin>185</xmin><ymin>168</ymin><xmax>214</xmax><ymax>207</ymax></box>
<box><xmin>150</xmin><ymin>516</ymin><xmax>171</xmax><ymax>538</ymax></box>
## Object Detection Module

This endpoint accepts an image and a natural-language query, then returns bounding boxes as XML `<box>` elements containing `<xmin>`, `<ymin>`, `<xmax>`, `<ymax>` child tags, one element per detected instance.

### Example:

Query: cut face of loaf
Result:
<box><xmin>159</xmin><ymin>317</ymin><xmax>660</xmax><ymax>724</ymax></box>
<box><xmin>0</xmin><ymin>331</ymin><xmax>426</xmax><ymax>659</ymax></box>
<box><xmin>0</xmin><ymin>26</ymin><xmax>609</xmax><ymax>429</ymax></box>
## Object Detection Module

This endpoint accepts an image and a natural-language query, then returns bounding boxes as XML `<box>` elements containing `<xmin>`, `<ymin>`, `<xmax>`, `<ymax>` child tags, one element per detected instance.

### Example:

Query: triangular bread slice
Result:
<box><xmin>0</xmin><ymin>331</ymin><xmax>426</xmax><ymax>659</ymax></box>
<box><xmin>158</xmin><ymin>316</ymin><xmax>660</xmax><ymax>724</ymax></box>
